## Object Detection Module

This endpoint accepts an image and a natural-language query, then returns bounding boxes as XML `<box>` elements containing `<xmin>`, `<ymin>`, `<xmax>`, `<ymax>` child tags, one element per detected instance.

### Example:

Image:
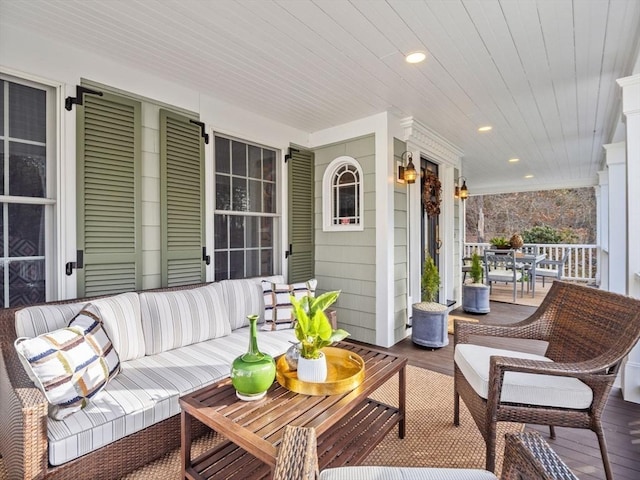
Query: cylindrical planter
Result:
<box><xmin>411</xmin><ymin>303</ymin><xmax>449</xmax><ymax>348</ymax></box>
<box><xmin>462</xmin><ymin>284</ymin><xmax>490</xmax><ymax>314</ymax></box>
<box><xmin>230</xmin><ymin>315</ymin><xmax>276</xmax><ymax>401</ymax></box>
<box><xmin>297</xmin><ymin>352</ymin><xmax>328</xmax><ymax>383</ymax></box>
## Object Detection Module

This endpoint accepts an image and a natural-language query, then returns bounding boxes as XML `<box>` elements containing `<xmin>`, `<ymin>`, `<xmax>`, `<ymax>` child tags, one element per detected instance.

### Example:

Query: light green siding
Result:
<box><xmin>393</xmin><ymin>138</ymin><xmax>408</xmax><ymax>343</ymax></box>
<box><xmin>314</xmin><ymin>135</ymin><xmax>376</xmax><ymax>344</ymax></box>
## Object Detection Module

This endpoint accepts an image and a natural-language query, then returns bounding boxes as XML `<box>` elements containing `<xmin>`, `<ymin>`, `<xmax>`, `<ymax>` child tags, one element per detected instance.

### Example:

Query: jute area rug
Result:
<box><xmin>0</xmin><ymin>367</ymin><xmax>523</xmax><ymax>479</ymax></box>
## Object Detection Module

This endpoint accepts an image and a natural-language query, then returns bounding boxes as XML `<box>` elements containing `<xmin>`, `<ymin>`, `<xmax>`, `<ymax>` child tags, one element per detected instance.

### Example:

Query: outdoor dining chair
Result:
<box><xmin>484</xmin><ymin>249</ymin><xmax>523</xmax><ymax>302</ymax></box>
<box><xmin>535</xmin><ymin>252</ymin><xmax>569</xmax><ymax>286</ymax></box>
<box><xmin>453</xmin><ymin>281</ymin><xmax>640</xmax><ymax>480</ymax></box>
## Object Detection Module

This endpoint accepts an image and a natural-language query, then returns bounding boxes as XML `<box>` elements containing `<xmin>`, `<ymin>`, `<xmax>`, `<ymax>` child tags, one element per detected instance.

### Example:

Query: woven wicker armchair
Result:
<box><xmin>453</xmin><ymin>281</ymin><xmax>640</xmax><ymax>480</ymax></box>
<box><xmin>273</xmin><ymin>425</ymin><xmax>578</xmax><ymax>480</ymax></box>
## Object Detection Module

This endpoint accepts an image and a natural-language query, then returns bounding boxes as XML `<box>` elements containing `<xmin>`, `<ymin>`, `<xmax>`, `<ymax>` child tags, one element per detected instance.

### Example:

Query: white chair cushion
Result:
<box><xmin>536</xmin><ymin>268</ymin><xmax>560</xmax><ymax>277</ymax></box>
<box><xmin>487</xmin><ymin>269</ymin><xmax>521</xmax><ymax>282</ymax></box>
<box><xmin>46</xmin><ymin>327</ymin><xmax>296</xmax><ymax>465</ymax></box>
<box><xmin>320</xmin><ymin>467</ymin><xmax>497</xmax><ymax>480</ymax></box>
<box><xmin>91</xmin><ymin>292</ymin><xmax>145</xmax><ymax>361</ymax></box>
<box><xmin>454</xmin><ymin>344</ymin><xmax>593</xmax><ymax>409</ymax></box>
<box><xmin>140</xmin><ymin>283</ymin><xmax>231</xmax><ymax>355</ymax></box>
<box><xmin>220</xmin><ymin>275</ymin><xmax>285</xmax><ymax>330</ymax></box>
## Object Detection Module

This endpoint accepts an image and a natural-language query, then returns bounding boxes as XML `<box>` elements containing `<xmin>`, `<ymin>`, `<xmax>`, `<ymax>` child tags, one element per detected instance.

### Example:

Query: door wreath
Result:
<box><xmin>422</xmin><ymin>171</ymin><xmax>441</xmax><ymax>217</ymax></box>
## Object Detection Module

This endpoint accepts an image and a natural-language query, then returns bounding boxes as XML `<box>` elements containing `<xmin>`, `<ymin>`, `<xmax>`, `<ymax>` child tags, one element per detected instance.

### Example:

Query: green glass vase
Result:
<box><xmin>230</xmin><ymin>315</ymin><xmax>276</xmax><ymax>401</ymax></box>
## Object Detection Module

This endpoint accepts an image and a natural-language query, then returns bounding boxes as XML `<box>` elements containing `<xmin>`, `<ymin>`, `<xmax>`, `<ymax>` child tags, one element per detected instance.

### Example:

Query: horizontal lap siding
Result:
<box><xmin>314</xmin><ymin>136</ymin><xmax>376</xmax><ymax>344</ymax></box>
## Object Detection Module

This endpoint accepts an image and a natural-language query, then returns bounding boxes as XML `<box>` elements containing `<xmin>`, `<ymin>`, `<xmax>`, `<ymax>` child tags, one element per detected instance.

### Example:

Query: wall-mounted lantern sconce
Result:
<box><xmin>398</xmin><ymin>151</ymin><xmax>417</xmax><ymax>184</ymax></box>
<box><xmin>455</xmin><ymin>176</ymin><xmax>469</xmax><ymax>200</ymax></box>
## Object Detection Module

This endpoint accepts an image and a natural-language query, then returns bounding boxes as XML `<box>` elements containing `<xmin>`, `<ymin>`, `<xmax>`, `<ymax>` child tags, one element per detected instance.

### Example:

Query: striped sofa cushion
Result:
<box><xmin>91</xmin><ymin>292</ymin><xmax>145</xmax><ymax>362</ymax></box>
<box><xmin>15</xmin><ymin>302</ymin><xmax>86</xmax><ymax>338</ymax></box>
<box><xmin>320</xmin><ymin>467</ymin><xmax>497</xmax><ymax>480</ymax></box>
<box><xmin>140</xmin><ymin>283</ymin><xmax>231</xmax><ymax>355</ymax></box>
<box><xmin>46</xmin><ymin>327</ymin><xmax>296</xmax><ymax>465</ymax></box>
<box><xmin>14</xmin><ymin>304</ymin><xmax>120</xmax><ymax>420</ymax></box>
<box><xmin>220</xmin><ymin>275</ymin><xmax>285</xmax><ymax>330</ymax></box>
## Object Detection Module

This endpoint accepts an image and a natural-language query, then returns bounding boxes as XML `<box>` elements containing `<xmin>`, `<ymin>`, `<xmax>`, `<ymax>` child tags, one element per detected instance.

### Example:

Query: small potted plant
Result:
<box><xmin>489</xmin><ymin>236</ymin><xmax>511</xmax><ymax>249</ymax></box>
<box><xmin>290</xmin><ymin>291</ymin><xmax>350</xmax><ymax>383</ymax></box>
<box><xmin>411</xmin><ymin>253</ymin><xmax>449</xmax><ymax>348</ymax></box>
<box><xmin>462</xmin><ymin>251</ymin><xmax>490</xmax><ymax>313</ymax></box>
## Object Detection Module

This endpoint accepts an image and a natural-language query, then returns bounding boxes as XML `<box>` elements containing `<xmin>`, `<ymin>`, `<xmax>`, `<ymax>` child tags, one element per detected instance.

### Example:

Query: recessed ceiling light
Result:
<box><xmin>524</xmin><ymin>174</ymin><xmax>534</xmax><ymax>179</ymax></box>
<box><xmin>478</xmin><ymin>126</ymin><xmax>492</xmax><ymax>132</ymax></box>
<box><xmin>405</xmin><ymin>52</ymin><xmax>426</xmax><ymax>64</ymax></box>
<box><xmin>508</xmin><ymin>158</ymin><xmax>520</xmax><ymax>163</ymax></box>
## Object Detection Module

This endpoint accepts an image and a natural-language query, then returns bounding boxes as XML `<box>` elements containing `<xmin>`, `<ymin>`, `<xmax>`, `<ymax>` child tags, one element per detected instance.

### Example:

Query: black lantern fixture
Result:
<box><xmin>398</xmin><ymin>151</ymin><xmax>417</xmax><ymax>184</ymax></box>
<box><xmin>455</xmin><ymin>176</ymin><xmax>469</xmax><ymax>200</ymax></box>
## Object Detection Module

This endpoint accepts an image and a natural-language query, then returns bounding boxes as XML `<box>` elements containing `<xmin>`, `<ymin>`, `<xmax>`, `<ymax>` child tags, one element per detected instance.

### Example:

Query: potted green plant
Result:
<box><xmin>290</xmin><ymin>291</ymin><xmax>349</xmax><ymax>382</ymax></box>
<box><xmin>411</xmin><ymin>253</ymin><xmax>449</xmax><ymax>348</ymax></box>
<box><xmin>489</xmin><ymin>236</ymin><xmax>511</xmax><ymax>249</ymax></box>
<box><xmin>462</xmin><ymin>251</ymin><xmax>490</xmax><ymax>314</ymax></box>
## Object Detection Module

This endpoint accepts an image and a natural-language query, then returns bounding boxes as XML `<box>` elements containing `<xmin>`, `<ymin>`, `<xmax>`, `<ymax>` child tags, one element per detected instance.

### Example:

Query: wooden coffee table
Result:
<box><xmin>180</xmin><ymin>342</ymin><xmax>407</xmax><ymax>479</ymax></box>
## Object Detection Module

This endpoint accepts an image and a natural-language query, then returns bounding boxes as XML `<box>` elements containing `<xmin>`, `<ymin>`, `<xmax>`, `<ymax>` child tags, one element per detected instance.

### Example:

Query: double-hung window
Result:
<box><xmin>214</xmin><ymin>135</ymin><xmax>278</xmax><ymax>280</ymax></box>
<box><xmin>0</xmin><ymin>76</ymin><xmax>55</xmax><ymax>307</ymax></box>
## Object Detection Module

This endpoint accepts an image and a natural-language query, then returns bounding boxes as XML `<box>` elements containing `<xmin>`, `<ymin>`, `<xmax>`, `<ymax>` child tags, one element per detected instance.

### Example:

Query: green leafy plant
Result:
<box><xmin>489</xmin><ymin>236</ymin><xmax>510</xmax><ymax>248</ymax></box>
<box><xmin>421</xmin><ymin>254</ymin><xmax>440</xmax><ymax>303</ymax></box>
<box><xmin>470</xmin><ymin>252</ymin><xmax>483</xmax><ymax>284</ymax></box>
<box><xmin>290</xmin><ymin>291</ymin><xmax>350</xmax><ymax>359</ymax></box>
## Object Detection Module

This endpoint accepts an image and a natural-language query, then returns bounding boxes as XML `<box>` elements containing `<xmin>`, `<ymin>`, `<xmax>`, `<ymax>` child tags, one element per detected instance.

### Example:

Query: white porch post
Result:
<box><xmin>596</xmin><ymin>172</ymin><xmax>609</xmax><ymax>290</ymax></box>
<box><xmin>617</xmin><ymin>74</ymin><xmax>640</xmax><ymax>403</ymax></box>
<box><xmin>602</xmin><ymin>142</ymin><xmax>626</xmax><ymax>295</ymax></box>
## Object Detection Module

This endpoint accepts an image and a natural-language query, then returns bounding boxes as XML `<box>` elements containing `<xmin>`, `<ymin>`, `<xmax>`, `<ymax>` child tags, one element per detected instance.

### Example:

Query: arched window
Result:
<box><xmin>322</xmin><ymin>156</ymin><xmax>364</xmax><ymax>231</ymax></box>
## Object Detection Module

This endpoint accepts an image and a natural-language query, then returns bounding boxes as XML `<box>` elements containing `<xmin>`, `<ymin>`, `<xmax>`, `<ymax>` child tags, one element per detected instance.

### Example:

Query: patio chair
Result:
<box><xmin>484</xmin><ymin>249</ymin><xmax>523</xmax><ymax>302</ymax></box>
<box><xmin>535</xmin><ymin>252</ymin><xmax>569</xmax><ymax>286</ymax></box>
<box><xmin>273</xmin><ymin>425</ymin><xmax>579</xmax><ymax>480</ymax></box>
<box><xmin>453</xmin><ymin>281</ymin><xmax>640</xmax><ymax>480</ymax></box>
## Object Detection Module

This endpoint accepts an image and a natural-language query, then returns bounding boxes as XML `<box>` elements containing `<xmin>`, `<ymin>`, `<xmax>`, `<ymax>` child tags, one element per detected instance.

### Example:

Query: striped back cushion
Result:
<box><xmin>220</xmin><ymin>275</ymin><xmax>285</xmax><ymax>330</ymax></box>
<box><xmin>14</xmin><ymin>303</ymin><xmax>120</xmax><ymax>420</ymax></box>
<box><xmin>262</xmin><ymin>279</ymin><xmax>317</xmax><ymax>330</ymax></box>
<box><xmin>139</xmin><ymin>283</ymin><xmax>231</xmax><ymax>355</ymax></box>
<box><xmin>91</xmin><ymin>292</ymin><xmax>144</xmax><ymax>362</ymax></box>
<box><xmin>15</xmin><ymin>302</ymin><xmax>86</xmax><ymax>338</ymax></box>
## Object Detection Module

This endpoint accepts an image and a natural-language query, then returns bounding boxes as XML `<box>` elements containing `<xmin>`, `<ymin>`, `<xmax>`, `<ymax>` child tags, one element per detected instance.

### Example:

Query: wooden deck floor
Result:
<box><xmin>372</xmin><ymin>300</ymin><xmax>640</xmax><ymax>480</ymax></box>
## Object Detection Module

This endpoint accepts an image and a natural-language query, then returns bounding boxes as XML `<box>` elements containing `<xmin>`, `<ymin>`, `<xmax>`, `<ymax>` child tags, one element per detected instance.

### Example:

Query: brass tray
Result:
<box><xmin>276</xmin><ymin>347</ymin><xmax>365</xmax><ymax>396</ymax></box>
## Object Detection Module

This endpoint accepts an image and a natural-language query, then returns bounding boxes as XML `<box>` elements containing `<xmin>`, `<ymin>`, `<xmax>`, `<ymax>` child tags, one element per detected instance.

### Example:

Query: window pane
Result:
<box><xmin>232</xmin><ymin>177</ymin><xmax>247</xmax><ymax>211</ymax></box>
<box><xmin>216</xmin><ymin>174</ymin><xmax>230</xmax><ymax>210</ymax></box>
<box><xmin>8</xmin><ymin>203</ymin><xmax>45</xmax><ymax>256</ymax></box>
<box><xmin>229</xmin><ymin>251</ymin><xmax>244</xmax><ymax>279</ymax></box>
<box><xmin>214</xmin><ymin>214</ymin><xmax>228</xmax><ymax>249</ymax></box>
<box><xmin>263</xmin><ymin>149</ymin><xmax>275</xmax><ymax>181</ymax></box>
<box><xmin>248</xmin><ymin>179</ymin><xmax>261</xmax><ymax>212</ymax></box>
<box><xmin>214</xmin><ymin>251</ymin><xmax>228</xmax><ymax>281</ymax></box>
<box><xmin>231</xmin><ymin>141</ymin><xmax>247</xmax><ymax>176</ymax></box>
<box><xmin>338</xmin><ymin>185</ymin><xmax>356</xmax><ymax>218</ymax></box>
<box><xmin>261</xmin><ymin>248</ymin><xmax>273</xmax><ymax>276</ymax></box>
<box><xmin>0</xmin><ymin>142</ymin><xmax>4</xmax><ymax>196</ymax></box>
<box><xmin>246</xmin><ymin>216</ymin><xmax>259</xmax><ymax>248</ymax></box>
<box><xmin>9</xmin><ymin>82</ymin><xmax>46</xmax><ymax>143</ymax></box>
<box><xmin>9</xmin><ymin>142</ymin><xmax>46</xmax><ymax>197</ymax></box>
<box><xmin>0</xmin><ymin>264</ymin><xmax>4</xmax><ymax>307</ymax></box>
<box><xmin>0</xmin><ymin>80</ymin><xmax>4</xmax><ymax>135</ymax></box>
<box><xmin>0</xmin><ymin>207</ymin><xmax>3</xmax><ymax>253</ymax></box>
<box><xmin>215</xmin><ymin>136</ymin><xmax>230</xmax><ymax>174</ymax></box>
<box><xmin>9</xmin><ymin>259</ymin><xmax>45</xmax><ymax>306</ymax></box>
<box><xmin>261</xmin><ymin>217</ymin><xmax>272</xmax><ymax>246</ymax></box>
<box><xmin>229</xmin><ymin>215</ymin><xmax>244</xmax><ymax>249</ymax></box>
<box><xmin>246</xmin><ymin>249</ymin><xmax>259</xmax><ymax>277</ymax></box>
<box><xmin>248</xmin><ymin>145</ymin><xmax>261</xmax><ymax>179</ymax></box>
<box><xmin>264</xmin><ymin>182</ymin><xmax>275</xmax><ymax>213</ymax></box>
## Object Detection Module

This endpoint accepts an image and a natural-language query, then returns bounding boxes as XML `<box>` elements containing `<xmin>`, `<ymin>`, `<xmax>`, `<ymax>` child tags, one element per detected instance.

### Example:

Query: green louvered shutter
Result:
<box><xmin>77</xmin><ymin>92</ymin><xmax>142</xmax><ymax>297</ymax></box>
<box><xmin>287</xmin><ymin>148</ymin><xmax>315</xmax><ymax>283</ymax></box>
<box><xmin>160</xmin><ymin>110</ymin><xmax>205</xmax><ymax>287</ymax></box>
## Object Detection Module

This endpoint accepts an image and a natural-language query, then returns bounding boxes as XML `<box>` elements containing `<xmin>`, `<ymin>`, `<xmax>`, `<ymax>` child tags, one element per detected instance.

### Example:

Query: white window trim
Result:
<box><xmin>322</xmin><ymin>156</ymin><xmax>364</xmax><ymax>232</ymax></box>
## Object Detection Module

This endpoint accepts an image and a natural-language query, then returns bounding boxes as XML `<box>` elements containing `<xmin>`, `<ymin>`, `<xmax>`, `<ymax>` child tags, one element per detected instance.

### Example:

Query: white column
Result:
<box><xmin>596</xmin><ymin>172</ymin><xmax>609</xmax><ymax>289</ymax></box>
<box><xmin>603</xmin><ymin>142</ymin><xmax>626</xmax><ymax>295</ymax></box>
<box><xmin>617</xmin><ymin>74</ymin><xmax>640</xmax><ymax>403</ymax></box>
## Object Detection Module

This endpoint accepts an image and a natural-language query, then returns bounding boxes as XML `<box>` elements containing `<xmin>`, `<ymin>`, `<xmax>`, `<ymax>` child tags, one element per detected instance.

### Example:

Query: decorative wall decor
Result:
<box><xmin>422</xmin><ymin>171</ymin><xmax>442</xmax><ymax>217</ymax></box>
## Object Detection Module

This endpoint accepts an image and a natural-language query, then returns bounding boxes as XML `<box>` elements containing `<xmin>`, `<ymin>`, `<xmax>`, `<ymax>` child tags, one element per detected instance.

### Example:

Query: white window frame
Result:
<box><xmin>0</xmin><ymin>72</ymin><xmax>57</xmax><ymax>306</ymax></box>
<box><xmin>322</xmin><ymin>156</ymin><xmax>364</xmax><ymax>232</ymax></box>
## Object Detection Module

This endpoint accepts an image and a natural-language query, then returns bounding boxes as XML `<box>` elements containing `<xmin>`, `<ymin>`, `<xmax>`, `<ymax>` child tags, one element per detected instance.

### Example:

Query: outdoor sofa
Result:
<box><xmin>0</xmin><ymin>275</ymin><xmax>302</xmax><ymax>479</ymax></box>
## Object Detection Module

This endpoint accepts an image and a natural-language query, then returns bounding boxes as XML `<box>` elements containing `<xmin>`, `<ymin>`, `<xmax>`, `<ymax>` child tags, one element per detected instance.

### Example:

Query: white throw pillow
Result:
<box><xmin>261</xmin><ymin>279</ymin><xmax>317</xmax><ymax>331</ymax></box>
<box><xmin>14</xmin><ymin>303</ymin><xmax>121</xmax><ymax>420</ymax></box>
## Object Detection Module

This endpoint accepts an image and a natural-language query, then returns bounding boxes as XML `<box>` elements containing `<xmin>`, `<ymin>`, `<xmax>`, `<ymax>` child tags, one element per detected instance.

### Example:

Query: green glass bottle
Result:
<box><xmin>230</xmin><ymin>315</ymin><xmax>276</xmax><ymax>401</ymax></box>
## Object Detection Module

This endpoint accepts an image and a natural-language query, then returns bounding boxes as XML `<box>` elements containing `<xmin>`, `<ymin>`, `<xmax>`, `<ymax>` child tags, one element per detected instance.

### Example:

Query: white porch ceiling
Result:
<box><xmin>1</xmin><ymin>0</ymin><xmax>639</xmax><ymax>194</ymax></box>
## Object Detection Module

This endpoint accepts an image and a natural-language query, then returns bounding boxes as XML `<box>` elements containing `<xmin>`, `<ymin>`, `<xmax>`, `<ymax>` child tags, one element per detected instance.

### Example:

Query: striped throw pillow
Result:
<box><xmin>261</xmin><ymin>279</ymin><xmax>317</xmax><ymax>331</ymax></box>
<box><xmin>14</xmin><ymin>303</ymin><xmax>121</xmax><ymax>420</ymax></box>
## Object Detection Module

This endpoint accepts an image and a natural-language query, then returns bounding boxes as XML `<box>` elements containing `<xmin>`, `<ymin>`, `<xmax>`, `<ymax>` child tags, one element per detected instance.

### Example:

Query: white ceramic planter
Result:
<box><xmin>297</xmin><ymin>352</ymin><xmax>328</xmax><ymax>383</ymax></box>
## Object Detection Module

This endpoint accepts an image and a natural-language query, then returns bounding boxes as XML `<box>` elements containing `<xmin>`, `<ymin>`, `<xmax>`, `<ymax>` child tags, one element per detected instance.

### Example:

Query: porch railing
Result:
<box><xmin>464</xmin><ymin>243</ymin><xmax>598</xmax><ymax>283</ymax></box>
